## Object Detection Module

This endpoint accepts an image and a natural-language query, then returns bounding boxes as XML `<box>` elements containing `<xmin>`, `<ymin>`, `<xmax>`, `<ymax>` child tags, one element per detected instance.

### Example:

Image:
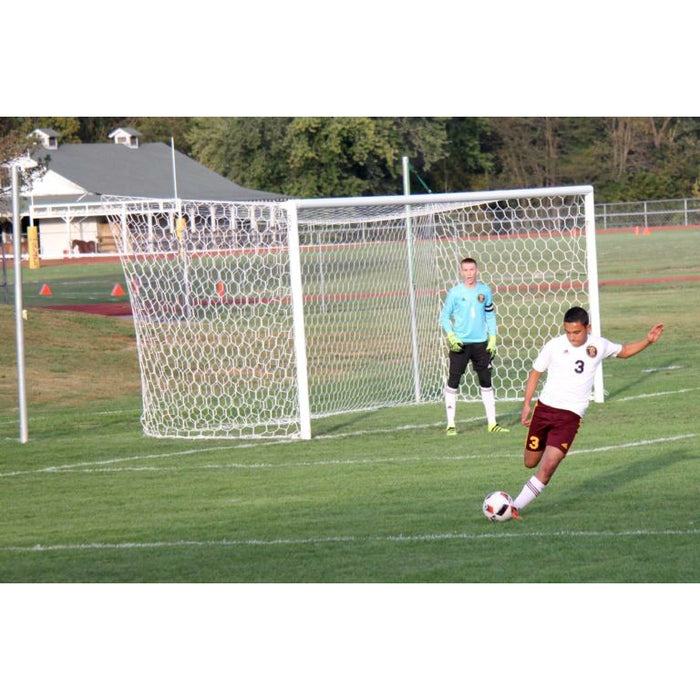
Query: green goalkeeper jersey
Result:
<box><xmin>440</xmin><ymin>281</ymin><xmax>496</xmax><ymax>343</ymax></box>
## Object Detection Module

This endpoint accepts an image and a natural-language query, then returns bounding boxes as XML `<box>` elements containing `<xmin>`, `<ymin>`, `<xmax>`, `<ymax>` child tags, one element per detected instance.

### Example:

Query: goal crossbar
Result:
<box><xmin>291</xmin><ymin>185</ymin><xmax>594</xmax><ymax>209</ymax></box>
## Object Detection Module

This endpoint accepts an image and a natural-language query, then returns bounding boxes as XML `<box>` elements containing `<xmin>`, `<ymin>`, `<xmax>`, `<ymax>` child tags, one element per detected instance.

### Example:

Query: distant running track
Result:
<box><xmin>38</xmin><ymin>273</ymin><xmax>700</xmax><ymax>316</ymax></box>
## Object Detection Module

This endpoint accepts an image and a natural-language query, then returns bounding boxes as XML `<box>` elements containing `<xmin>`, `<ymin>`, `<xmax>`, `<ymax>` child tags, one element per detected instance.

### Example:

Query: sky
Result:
<box><xmin>4</xmin><ymin>2</ymin><xmax>696</xmax><ymax>117</ymax></box>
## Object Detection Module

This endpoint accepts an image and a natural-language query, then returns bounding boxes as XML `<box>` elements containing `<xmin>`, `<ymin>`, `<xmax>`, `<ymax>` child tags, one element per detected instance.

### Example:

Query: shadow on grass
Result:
<box><xmin>605</xmin><ymin>355</ymin><xmax>682</xmax><ymax>400</ymax></box>
<box><xmin>312</xmin><ymin>409</ymin><xmax>384</xmax><ymax>436</ymax></box>
<box><xmin>557</xmin><ymin>448</ymin><xmax>692</xmax><ymax>506</ymax></box>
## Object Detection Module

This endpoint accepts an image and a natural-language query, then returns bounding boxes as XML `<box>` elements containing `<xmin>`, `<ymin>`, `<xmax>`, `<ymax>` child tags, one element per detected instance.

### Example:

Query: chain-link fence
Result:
<box><xmin>595</xmin><ymin>198</ymin><xmax>700</xmax><ymax>230</ymax></box>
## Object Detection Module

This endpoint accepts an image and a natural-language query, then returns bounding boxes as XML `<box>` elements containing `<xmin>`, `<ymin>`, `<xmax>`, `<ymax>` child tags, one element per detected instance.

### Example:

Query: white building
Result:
<box><xmin>2</xmin><ymin>127</ymin><xmax>284</xmax><ymax>260</ymax></box>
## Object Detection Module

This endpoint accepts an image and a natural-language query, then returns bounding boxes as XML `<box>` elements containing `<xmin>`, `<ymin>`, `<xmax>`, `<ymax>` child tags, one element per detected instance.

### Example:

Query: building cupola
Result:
<box><xmin>31</xmin><ymin>128</ymin><xmax>60</xmax><ymax>150</ymax></box>
<box><xmin>108</xmin><ymin>127</ymin><xmax>142</xmax><ymax>149</ymax></box>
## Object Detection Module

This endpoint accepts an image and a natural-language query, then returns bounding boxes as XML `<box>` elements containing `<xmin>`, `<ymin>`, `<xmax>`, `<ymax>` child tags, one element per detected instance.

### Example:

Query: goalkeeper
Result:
<box><xmin>440</xmin><ymin>257</ymin><xmax>509</xmax><ymax>435</ymax></box>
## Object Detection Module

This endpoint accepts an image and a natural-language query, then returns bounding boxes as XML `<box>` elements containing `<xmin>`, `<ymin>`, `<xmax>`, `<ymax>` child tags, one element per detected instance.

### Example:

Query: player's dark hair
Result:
<box><xmin>564</xmin><ymin>306</ymin><xmax>589</xmax><ymax>326</ymax></box>
<box><xmin>461</xmin><ymin>257</ymin><xmax>477</xmax><ymax>266</ymax></box>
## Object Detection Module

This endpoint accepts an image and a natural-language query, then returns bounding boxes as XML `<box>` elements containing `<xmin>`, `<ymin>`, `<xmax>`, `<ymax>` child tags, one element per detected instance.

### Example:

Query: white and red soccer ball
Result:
<box><xmin>482</xmin><ymin>491</ymin><xmax>515</xmax><ymax>522</ymax></box>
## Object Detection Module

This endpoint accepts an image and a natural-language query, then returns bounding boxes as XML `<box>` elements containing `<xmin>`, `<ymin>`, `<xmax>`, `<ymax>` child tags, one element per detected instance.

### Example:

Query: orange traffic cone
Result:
<box><xmin>216</xmin><ymin>281</ymin><xmax>225</xmax><ymax>298</ymax></box>
<box><xmin>111</xmin><ymin>283</ymin><xmax>126</xmax><ymax>297</ymax></box>
<box><xmin>39</xmin><ymin>284</ymin><xmax>52</xmax><ymax>296</ymax></box>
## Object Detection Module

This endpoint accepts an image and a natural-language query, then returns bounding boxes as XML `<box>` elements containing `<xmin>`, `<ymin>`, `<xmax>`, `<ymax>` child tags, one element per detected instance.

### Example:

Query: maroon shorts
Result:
<box><xmin>525</xmin><ymin>401</ymin><xmax>581</xmax><ymax>455</ymax></box>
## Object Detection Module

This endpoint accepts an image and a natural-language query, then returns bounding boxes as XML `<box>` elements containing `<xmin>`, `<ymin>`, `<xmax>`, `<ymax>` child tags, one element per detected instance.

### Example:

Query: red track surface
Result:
<box><xmin>40</xmin><ymin>302</ymin><xmax>133</xmax><ymax>316</ymax></box>
<box><xmin>34</xmin><ymin>274</ymin><xmax>700</xmax><ymax>317</ymax></box>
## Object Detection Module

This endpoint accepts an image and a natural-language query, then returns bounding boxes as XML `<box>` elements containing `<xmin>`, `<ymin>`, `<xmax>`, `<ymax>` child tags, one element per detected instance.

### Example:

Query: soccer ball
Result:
<box><xmin>482</xmin><ymin>491</ymin><xmax>514</xmax><ymax>522</ymax></box>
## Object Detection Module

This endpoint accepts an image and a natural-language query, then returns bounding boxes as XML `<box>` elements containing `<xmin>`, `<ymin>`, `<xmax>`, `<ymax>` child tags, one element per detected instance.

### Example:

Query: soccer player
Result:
<box><xmin>440</xmin><ymin>257</ymin><xmax>509</xmax><ymax>435</ymax></box>
<box><xmin>512</xmin><ymin>306</ymin><xmax>664</xmax><ymax>517</ymax></box>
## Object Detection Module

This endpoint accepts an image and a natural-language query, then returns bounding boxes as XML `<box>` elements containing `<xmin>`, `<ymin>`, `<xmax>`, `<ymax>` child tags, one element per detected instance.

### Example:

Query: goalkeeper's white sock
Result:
<box><xmin>513</xmin><ymin>476</ymin><xmax>546</xmax><ymax>510</ymax></box>
<box><xmin>444</xmin><ymin>386</ymin><xmax>457</xmax><ymax>426</ymax></box>
<box><xmin>481</xmin><ymin>386</ymin><xmax>496</xmax><ymax>425</ymax></box>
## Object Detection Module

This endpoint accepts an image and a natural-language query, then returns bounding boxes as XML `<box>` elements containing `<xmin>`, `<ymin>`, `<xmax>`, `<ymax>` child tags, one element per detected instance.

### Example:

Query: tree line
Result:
<box><xmin>2</xmin><ymin>117</ymin><xmax>700</xmax><ymax>202</ymax></box>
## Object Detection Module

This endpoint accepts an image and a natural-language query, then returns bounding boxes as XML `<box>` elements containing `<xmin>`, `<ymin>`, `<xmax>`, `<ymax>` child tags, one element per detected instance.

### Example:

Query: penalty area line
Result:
<box><xmin>568</xmin><ymin>433</ymin><xmax>697</xmax><ymax>455</ymax></box>
<box><xmin>0</xmin><ymin>433</ymin><xmax>696</xmax><ymax>479</ymax></box>
<box><xmin>2</xmin><ymin>528</ymin><xmax>698</xmax><ymax>553</ymax></box>
<box><xmin>0</xmin><ymin>413</ymin><xmax>508</xmax><ymax>478</ymax></box>
<box><xmin>615</xmin><ymin>387</ymin><xmax>699</xmax><ymax>402</ymax></box>
<box><xmin>641</xmin><ymin>365</ymin><xmax>683</xmax><ymax>373</ymax></box>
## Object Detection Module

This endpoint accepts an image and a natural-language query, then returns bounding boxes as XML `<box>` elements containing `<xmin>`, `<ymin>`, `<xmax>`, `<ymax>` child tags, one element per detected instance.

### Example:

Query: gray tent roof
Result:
<box><xmin>33</xmin><ymin>142</ymin><xmax>286</xmax><ymax>202</ymax></box>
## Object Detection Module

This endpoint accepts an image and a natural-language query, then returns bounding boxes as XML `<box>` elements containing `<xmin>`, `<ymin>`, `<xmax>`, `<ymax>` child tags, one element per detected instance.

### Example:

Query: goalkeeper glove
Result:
<box><xmin>446</xmin><ymin>331</ymin><xmax>463</xmax><ymax>353</ymax></box>
<box><xmin>486</xmin><ymin>335</ymin><xmax>497</xmax><ymax>358</ymax></box>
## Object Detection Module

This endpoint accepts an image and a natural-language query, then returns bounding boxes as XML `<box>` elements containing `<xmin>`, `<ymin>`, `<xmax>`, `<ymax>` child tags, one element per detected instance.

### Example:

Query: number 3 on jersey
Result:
<box><xmin>574</xmin><ymin>360</ymin><xmax>585</xmax><ymax>374</ymax></box>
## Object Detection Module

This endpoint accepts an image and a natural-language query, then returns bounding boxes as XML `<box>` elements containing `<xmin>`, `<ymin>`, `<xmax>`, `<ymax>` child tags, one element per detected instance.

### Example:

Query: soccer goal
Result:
<box><xmin>101</xmin><ymin>185</ymin><xmax>600</xmax><ymax>440</ymax></box>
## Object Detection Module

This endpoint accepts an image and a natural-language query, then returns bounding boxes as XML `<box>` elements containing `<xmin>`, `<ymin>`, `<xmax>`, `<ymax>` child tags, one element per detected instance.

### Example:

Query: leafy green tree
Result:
<box><xmin>28</xmin><ymin>117</ymin><xmax>82</xmax><ymax>143</ymax></box>
<box><xmin>0</xmin><ymin>118</ymin><xmax>28</xmax><ymax>165</ymax></box>
<box><xmin>594</xmin><ymin>117</ymin><xmax>700</xmax><ymax>200</ymax></box>
<box><xmin>188</xmin><ymin>117</ymin><xmax>292</xmax><ymax>193</ymax></box>
<box><xmin>132</xmin><ymin>117</ymin><xmax>194</xmax><ymax>155</ymax></box>
<box><xmin>286</xmin><ymin>117</ymin><xmax>392</xmax><ymax>196</ymax></box>
<box><xmin>428</xmin><ymin>117</ymin><xmax>496</xmax><ymax>192</ymax></box>
<box><xmin>187</xmin><ymin>117</ymin><xmax>450</xmax><ymax>197</ymax></box>
<box><xmin>384</xmin><ymin>117</ymin><xmax>450</xmax><ymax>173</ymax></box>
<box><xmin>0</xmin><ymin>119</ymin><xmax>50</xmax><ymax>206</ymax></box>
<box><xmin>5</xmin><ymin>116</ymin><xmax>700</xmax><ymax>203</ymax></box>
<box><xmin>75</xmin><ymin>117</ymin><xmax>128</xmax><ymax>143</ymax></box>
<box><xmin>286</xmin><ymin>117</ymin><xmax>450</xmax><ymax>197</ymax></box>
<box><xmin>487</xmin><ymin>117</ymin><xmax>568</xmax><ymax>188</ymax></box>
<box><xmin>552</xmin><ymin>118</ymin><xmax>609</xmax><ymax>187</ymax></box>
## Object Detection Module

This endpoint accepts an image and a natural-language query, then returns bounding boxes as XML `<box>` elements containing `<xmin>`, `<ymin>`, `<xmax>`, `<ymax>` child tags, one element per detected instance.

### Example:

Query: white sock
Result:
<box><xmin>444</xmin><ymin>386</ymin><xmax>457</xmax><ymax>426</ymax></box>
<box><xmin>481</xmin><ymin>386</ymin><xmax>496</xmax><ymax>425</ymax></box>
<box><xmin>513</xmin><ymin>476</ymin><xmax>546</xmax><ymax>510</ymax></box>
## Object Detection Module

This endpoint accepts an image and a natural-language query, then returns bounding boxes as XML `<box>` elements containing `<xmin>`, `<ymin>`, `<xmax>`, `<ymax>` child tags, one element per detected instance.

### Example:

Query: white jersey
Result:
<box><xmin>533</xmin><ymin>333</ymin><xmax>622</xmax><ymax>417</ymax></box>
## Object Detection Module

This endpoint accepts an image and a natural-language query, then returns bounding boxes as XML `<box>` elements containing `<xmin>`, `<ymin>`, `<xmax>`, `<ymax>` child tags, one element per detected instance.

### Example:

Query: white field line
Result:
<box><xmin>568</xmin><ymin>433</ymin><xmax>697</xmax><ymax>455</ymax></box>
<box><xmin>0</xmin><ymin>386</ymin><xmax>697</xmax><ymax>471</ymax></box>
<box><xmin>0</xmin><ymin>407</ymin><xmax>141</xmax><ymax>428</ymax></box>
<box><xmin>0</xmin><ymin>432</ymin><xmax>696</xmax><ymax>479</ymax></box>
<box><xmin>0</xmin><ymin>385</ymin><xmax>697</xmax><ymax>429</ymax></box>
<box><xmin>1</xmin><ymin>528</ymin><xmax>697</xmax><ymax>554</ymax></box>
<box><xmin>616</xmin><ymin>387</ymin><xmax>698</xmax><ymax>401</ymax></box>
<box><xmin>0</xmin><ymin>413</ymin><xmax>498</xmax><ymax>475</ymax></box>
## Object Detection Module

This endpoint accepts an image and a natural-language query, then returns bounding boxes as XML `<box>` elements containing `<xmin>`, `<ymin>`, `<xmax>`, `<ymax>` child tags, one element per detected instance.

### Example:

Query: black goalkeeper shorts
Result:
<box><xmin>447</xmin><ymin>341</ymin><xmax>492</xmax><ymax>389</ymax></box>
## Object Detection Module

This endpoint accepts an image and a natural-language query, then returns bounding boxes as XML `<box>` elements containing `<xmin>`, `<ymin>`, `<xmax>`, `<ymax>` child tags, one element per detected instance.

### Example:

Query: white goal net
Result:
<box><xmin>103</xmin><ymin>186</ymin><xmax>600</xmax><ymax>440</ymax></box>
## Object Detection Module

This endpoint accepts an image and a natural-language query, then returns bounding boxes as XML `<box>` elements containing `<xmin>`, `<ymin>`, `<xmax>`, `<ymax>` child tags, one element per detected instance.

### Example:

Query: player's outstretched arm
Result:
<box><xmin>617</xmin><ymin>323</ymin><xmax>664</xmax><ymax>359</ymax></box>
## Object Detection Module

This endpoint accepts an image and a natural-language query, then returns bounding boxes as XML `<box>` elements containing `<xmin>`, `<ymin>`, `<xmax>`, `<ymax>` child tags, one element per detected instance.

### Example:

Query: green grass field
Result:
<box><xmin>1</xmin><ymin>229</ymin><xmax>698</xmax><ymax>583</ymax></box>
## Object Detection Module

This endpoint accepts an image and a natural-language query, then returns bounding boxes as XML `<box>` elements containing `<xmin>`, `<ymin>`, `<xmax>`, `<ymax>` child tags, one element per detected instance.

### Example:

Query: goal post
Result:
<box><xmin>584</xmin><ymin>188</ymin><xmax>605</xmax><ymax>403</ymax></box>
<box><xmin>285</xmin><ymin>201</ymin><xmax>312</xmax><ymax>440</ymax></box>
<box><xmin>95</xmin><ymin>184</ymin><xmax>600</xmax><ymax>440</ymax></box>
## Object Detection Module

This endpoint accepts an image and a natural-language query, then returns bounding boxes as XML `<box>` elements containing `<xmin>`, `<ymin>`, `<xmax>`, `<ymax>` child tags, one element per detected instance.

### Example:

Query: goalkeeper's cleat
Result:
<box><xmin>445</xmin><ymin>425</ymin><xmax>457</xmax><ymax>436</ymax></box>
<box><xmin>487</xmin><ymin>423</ymin><xmax>510</xmax><ymax>433</ymax></box>
<box><xmin>510</xmin><ymin>506</ymin><xmax>521</xmax><ymax>520</ymax></box>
